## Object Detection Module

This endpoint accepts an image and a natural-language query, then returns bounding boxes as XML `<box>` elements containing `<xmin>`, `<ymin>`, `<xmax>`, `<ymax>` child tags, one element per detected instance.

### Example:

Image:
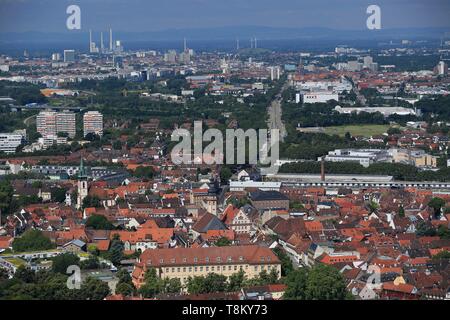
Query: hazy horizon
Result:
<box><xmin>0</xmin><ymin>0</ymin><xmax>449</xmax><ymax>33</ymax></box>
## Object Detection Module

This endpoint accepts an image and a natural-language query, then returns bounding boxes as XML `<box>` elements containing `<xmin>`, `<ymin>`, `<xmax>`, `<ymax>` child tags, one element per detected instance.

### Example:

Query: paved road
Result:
<box><xmin>267</xmin><ymin>81</ymin><xmax>288</xmax><ymax>142</ymax></box>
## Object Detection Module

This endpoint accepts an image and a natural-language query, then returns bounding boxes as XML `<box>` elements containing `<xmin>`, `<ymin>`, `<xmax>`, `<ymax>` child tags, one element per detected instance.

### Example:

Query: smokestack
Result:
<box><xmin>109</xmin><ymin>28</ymin><xmax>113</xmax><ymax>51</ymax></box>
<box><xmin>321</xmin><ymin>156</ymin><xmax>325</xmax><ymax>182</ymax></box>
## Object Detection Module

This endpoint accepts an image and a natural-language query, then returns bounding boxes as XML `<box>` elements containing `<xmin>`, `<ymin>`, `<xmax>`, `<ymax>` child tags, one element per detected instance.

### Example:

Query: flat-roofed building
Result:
<box><xmin>132</xmin><ymin>245</ymin><xmax>281</xmax><ymax>287</ymax></box>
<box><xmin>37</xmin><ymin>110</ymin><xmax>76</xmax><ymax>138</ymax></box>
<box><xmin>83</xmin><ymin>111</ymin><xmax>103</xmax><ymax>137</ymax></box>
<box><xmin>0</xmin><ymin>133</ymin><xmax>23</xmax><ymax>153</ymax></box>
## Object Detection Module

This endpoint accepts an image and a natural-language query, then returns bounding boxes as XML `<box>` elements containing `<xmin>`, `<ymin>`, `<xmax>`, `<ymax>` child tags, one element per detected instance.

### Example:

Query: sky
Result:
<box><xmin>0</xmin><ymin>0</ymin><xmax>449</xmax><ymax>33</ymax></box>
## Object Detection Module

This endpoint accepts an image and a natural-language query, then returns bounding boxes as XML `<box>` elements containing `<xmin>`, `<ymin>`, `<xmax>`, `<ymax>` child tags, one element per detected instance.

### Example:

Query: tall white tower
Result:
<box><xmin>109</xmin><ymin>28</ymin><xmax>113</xmax><ymax>51</ymax></box>
<box><xmin>100</xmin><ymin>32</ymin><xmax>104</xmax><ymax>52</ymax></box>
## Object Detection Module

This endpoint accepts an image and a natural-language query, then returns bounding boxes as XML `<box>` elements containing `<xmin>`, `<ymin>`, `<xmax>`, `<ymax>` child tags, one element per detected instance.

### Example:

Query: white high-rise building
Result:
<box><xmin>436</xmin><ymin>61</ymin><xmax>448</xmax><ymax>76</ymax></box>
<box><xmin>83</xmin><ymin>111</ymin><xmax>103</xmax><ymax>137</ymax></box>
<box><xmin>63</xmin><ymin>49</ymin><xmax>75</xmax><ymax>62</ymax></box>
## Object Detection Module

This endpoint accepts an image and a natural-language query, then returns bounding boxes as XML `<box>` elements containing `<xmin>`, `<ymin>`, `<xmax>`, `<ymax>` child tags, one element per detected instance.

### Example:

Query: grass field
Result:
<box><xmin>323</xmin><ymin>124</ymin><xmax>391</xmax><ymax>137</ymax></box>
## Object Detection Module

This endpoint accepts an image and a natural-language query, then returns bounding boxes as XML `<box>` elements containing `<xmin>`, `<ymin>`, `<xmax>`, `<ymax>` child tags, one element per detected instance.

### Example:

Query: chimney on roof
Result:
<box><xmin>321</xmin><ymin>156</ymin><xmax>325</xmax><ymax>182</ymax></box>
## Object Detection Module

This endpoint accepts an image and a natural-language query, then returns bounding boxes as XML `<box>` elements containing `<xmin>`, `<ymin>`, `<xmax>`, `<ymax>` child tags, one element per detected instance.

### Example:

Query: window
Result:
<box><xmin>205</xmin><ymin>257</ymin><xmax>209</xmax><ymax>262</ymax></box>
<box><xmin>194</xmin><ymin>257</ymin><xmax>198</xmax><ymax>263</ymax></box>
<box><xmin>171</xmin><ymin>258</ymin><xmax>176</xmax><ymax>263</ymax></box>
<box><xmin>160</xmin><ymin>259</ymin><xmax>164</xmax><ymax>264</ymax></box>
<box><xmin>183</xmin><ymin>257</ymin><xmax>187</xmax><ymax>262</ymax></box>
<box><xmin>227</xmin><ymin>256</ymin><xmax>232</xmax><ymax>262</ymax></box>
<box><xmin>239</xmin><ymin>256</ymin><xmax>243</xmax><ymax>261</ymax></box>
<box><xmin>216</xmin><ymin>257</ymin><xmax>221</xmax><ymax>262</ymax></box>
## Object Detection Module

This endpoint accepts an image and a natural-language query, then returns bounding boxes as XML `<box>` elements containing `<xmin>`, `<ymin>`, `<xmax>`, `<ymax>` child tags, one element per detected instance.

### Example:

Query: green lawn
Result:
<box><xmin>323</xmin><ymin>124</ymin><xmax>391</xmax><ymax>137</ymax></box>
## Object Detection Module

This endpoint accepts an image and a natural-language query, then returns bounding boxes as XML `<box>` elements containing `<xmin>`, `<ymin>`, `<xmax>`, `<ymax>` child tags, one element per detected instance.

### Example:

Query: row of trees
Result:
<box><xmin>0</xmin><ymin>266</ymin><xmax>110</xmax><ymax>300</ymax></box>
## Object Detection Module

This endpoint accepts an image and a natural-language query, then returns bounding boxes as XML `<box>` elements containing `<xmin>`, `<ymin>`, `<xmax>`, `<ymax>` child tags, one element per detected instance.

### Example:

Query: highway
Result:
<box><xmin>267</xmin><ymin>81</ymin><xmax>288</xmax><ymax>142</ymax></box>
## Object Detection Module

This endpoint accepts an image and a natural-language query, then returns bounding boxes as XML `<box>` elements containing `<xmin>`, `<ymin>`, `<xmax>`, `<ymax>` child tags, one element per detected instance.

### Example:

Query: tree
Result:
<box><xmin>437</xmin><ymin>225</ymin><xmax>450</xmax><ymax>240</ymax></box>
<box><xmin>432</xmin><ymin>250</ymin><xmax>450</xmax><ymax>260</ymax></box>
<box><xmin>284</xmin><ymin>264</ymin><xmax>351</xmax><ymax>300</ymax></box>
<box><xmin>220</xmin><ymin>166</ymin><xmax>232</xmax><ymax>183</ymax></box>
<box><xmin>283</xmin><ymin>268</ymin><xmax>308</xmax><ymax>300</ymax></box>
<box><xmin>398</xmin><ymin>205</ymin><xmax>405</xmax><ymax>218</ymax></box>
<box><xmin>428</xmin><ymin>197</ymin><xmax>445</xmax><ymax>219</ymax></box>
<box><xmin>215</xmin><ymin>237</ymin><xmax>232</xmax><ymax>247</ymax></box>
<box><xmin>304</xmin><ymin>264</ymin><xmax>349</xmax><ymax>300</ymax></box>
<box><xmin>85</xmin><ymin>214</ymin><xmax>114</xmax><ymax>230</ymax></box>
<box><xmin>163</xmin><ymin>278</ymin><xmax>182</xmax><ymax>294</ymax></box>
<box><xmin>186</xmin><ymin>273</ymin><xmax>227</xmax><ymax>294</ymax></box>
<box><xmin>228</xmin><ymin>269</ymin><xmax>246</xmax><ymax>291</ymax></box>
<box><xmin>113</xmin><ymin>140</ymin><xmax>122</xmax><ymax>150</ymax></box>
<box><xmin>82</xmin><ymin>195</ymin><xmax>102</xmax><ymax>210</ymax></box>
<box><xmin>13</xmin><ymin>266</ymin><xmax>35</xmax><ymax>283</ymax></box>
<box><xmin>52</xmin><ymin>253</ymin><xmax>80</xmax><ymax>274</ymax></box>
<box><xmin>12</xmin><ymin>229</ymin><xmax>55</xmax><ymax>252</ymax></box>
<box><xmin>80</xmin><ymin>255</ymin><xmax>101</xmax><ymax>269</ymax></box>
<box><xmin>115</xmin><ymin>268</ymin><xmax>136</xmax><ymax>296</ymax></box>
<box><xmin>0</xmin><ymin>179</ymin><xmax>14</xmax><ymax>218</ymax></box>
<box><xmin>138</xmin><ymin>268</ymin><xmax>163</xmax><ymax>298</ymax></box>
<box><xmin>115</xmin><ymin>282</ymin><xmax>135</xmax><ymax>296</ymax></box>
<box><xmin>0</xmin><ymin>268</ymin><xmax>9</xmax><ymax>281</ymax></box>
<box><xmin>416</xmin><ymin>221</ymin><xmax>437</xmax><ymax>237</ymax></box>
<box><xmin>273</xmin><ymin>247</ymin><xmax>294</xmax><ymax>277</ymax></box>
<box><xmin>132</xmin><ymin>166</ymin><xmax>155</xmax><ymax>179</ymax></box>
<box><xmin>367</xmin><ymin>200</ymin><xmax>379</xmax><ymax>214</ymax></box>
<box><xmin>80</xmin><ymin>276</ymin><xmax>111</xmax><ymax>300</ymax></box>
<box><xmin>51</xmin><ymin>187</ymin><xmax>68</xmax><ymax>203</ymax></box>
<box><xmin>107</xmin><ymin>235</ymin><xmax>124</xmax><ymax>267</ymax></box>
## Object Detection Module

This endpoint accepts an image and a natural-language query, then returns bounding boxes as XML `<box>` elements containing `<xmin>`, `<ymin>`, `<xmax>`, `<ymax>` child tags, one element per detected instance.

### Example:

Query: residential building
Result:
<box><xmin>83</xmin><ymin>111</ymin><xmax>103</xmax><ymax>137</ymax></box>
<box><xmin>36</xmin><ymin>110</ymin><xmax>76</xmax><ymax>138</ymax></box>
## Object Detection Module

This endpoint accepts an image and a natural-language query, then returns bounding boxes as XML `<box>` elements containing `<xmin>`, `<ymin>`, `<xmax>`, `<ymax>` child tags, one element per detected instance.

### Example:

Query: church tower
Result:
<box><xmin>76</xmin><ymin>157</ymin><xmax>88</xmax><ymax>210</ymax></box>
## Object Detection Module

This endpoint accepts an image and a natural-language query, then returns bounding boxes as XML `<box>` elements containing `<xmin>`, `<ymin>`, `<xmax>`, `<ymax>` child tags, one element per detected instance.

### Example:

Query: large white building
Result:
<box><xmin>334</xmin><ymin>105</ymin><xmax>416</xmax><ymax>117</ymax></box>
<box><xmin>0</xmin><ymin>133</ymin><xmax>24</xmax><ymax>154</ymax></box>
<box><xmin>319</xmin><ymin>149</ymin><xmax>390</xmax><ymax>168</ymax></box>
<box><xmin>299</xmin><ymin>91</ymin><xmax>339</xmax><ymax>104</ymax></box>
<box><xmin>63</xmin><ymin>49</ymin><xmax>75</xmax><ymax>62</ymax></box>
<box><xmin>83</xmin><ymin>111</ymin><xmax>103</xmax><ymax>137</ymax></box>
